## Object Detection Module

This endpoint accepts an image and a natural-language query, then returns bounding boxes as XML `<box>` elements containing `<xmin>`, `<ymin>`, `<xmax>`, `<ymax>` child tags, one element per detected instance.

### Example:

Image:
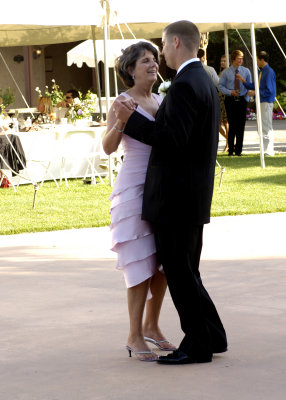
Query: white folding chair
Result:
<box><xmin>18</xmin><ymin>130</ymin><xmax>59</xmax><ymax>188</ymax></box>
<box><xmin>60</xmin><ymin>129</ymin><xmax>105</xmax><ymax>186</ymax></box>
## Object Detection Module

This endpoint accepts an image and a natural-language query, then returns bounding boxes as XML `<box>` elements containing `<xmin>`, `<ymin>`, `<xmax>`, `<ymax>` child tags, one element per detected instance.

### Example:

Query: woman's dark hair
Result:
<box><xmin>115</xmin><ymin>41</ymin><xmax>159</xmax><ymax>88</ymax></box>
<box><xmin>67</xmin><ymin>89</ymin><xmax>80</xmax><ymax>99</ymax></box>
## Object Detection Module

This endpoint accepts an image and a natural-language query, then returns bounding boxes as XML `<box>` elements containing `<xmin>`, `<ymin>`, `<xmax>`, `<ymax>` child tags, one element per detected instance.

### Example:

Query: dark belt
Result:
<box><xmin>226</xmin><ymin>95</ymin><xmax>245</xmax><ymax>101</ymax></box>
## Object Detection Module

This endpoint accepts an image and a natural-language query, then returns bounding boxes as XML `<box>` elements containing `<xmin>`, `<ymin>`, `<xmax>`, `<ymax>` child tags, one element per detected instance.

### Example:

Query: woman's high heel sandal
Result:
<box><xmin>125</xmin><ymin>345</ymin><xmax>158</xmax><ymax>362</ymax></box>
<box><xmin>144</xmin><ymin>336</ymin><xmax>177</xmax><ymax>351</ymax></box>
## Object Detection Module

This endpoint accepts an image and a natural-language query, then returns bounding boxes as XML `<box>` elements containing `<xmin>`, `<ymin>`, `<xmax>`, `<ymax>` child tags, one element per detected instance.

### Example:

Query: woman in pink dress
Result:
<box><xmin>103</xmin><ymin>42</ymin><xmax>176</xmax><ymax>361</ymax></box>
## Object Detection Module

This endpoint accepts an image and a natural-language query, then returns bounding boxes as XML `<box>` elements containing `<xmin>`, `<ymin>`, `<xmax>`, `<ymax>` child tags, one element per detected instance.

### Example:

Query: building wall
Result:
<box><xmin>0</xmin><ymin>46</ymin><xmax>45</xmax><ymax>108</ymax></box>
<box><xmin>44</xmin><ymin>41</ymin><xmax>94</xmax><ymax>98</ymax></box>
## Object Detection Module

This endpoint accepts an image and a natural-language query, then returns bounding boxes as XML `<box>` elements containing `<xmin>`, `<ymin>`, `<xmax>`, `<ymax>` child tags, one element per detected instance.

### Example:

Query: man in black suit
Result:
<box><xmin>113</xmin><ymin>20</ymin><xmax>227</xmax><ymax>365</ymax></box>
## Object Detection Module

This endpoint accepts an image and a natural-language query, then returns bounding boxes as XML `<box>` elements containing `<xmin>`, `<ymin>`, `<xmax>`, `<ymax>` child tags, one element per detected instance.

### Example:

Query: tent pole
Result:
<box><xmin>103</xmin><ymin>0</ymin><xmax>113</xmax><ymax>185</ymax></box>
<box><xmin>250</xmin><ymin>23</ymin><xmax>265</xmax><ymax>169</ymax></box>
<box><xmin>92</xmin><ymin>26</ymin><xmax>103</xmax><ymax>121</ymax></box>
<box><xmin>23</xmin><ymin>46</ymin><xmax>33</xmax><ymax>107</ymax></box>
<box><xmin>224</xmin><ymin>24</ymin><xmax>229</xmax><ymax>67</ymax></box>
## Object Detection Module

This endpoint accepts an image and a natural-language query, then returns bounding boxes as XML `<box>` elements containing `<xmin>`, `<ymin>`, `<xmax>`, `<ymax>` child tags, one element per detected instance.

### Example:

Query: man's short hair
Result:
<box><xmin>257</xmin><ymin>51</ymin><xmax>269</xmax><ymax>63</ymax></box>
<box><xmin>197</xmin><ymin>48</ymin><xmax>205</xmax><ymax>59</ymax></box>
<box><xmin>230</xmin><ymin>50</ymin><xmax>244</xmax><ymax>62</ymax></box>
<box><xmin>164</xmin><ymin>20</ymin><xmax>201</xmax><ymax>53</ymax></box>
<box><xmin>67</xmin><ymin>89</ymin><xmax>79</xmax><ymax>99</ymax></box>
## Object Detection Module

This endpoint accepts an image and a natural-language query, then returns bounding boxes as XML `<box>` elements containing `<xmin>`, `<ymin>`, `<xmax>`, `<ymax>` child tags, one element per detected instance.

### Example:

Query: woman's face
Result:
<box><xmin>220</xmin><ymin>56</ymin><xmax>226</xmax><ymax>69</ymax></box>
<box><xmin>131</xmin><ymin>50</ymin><xmax>159</xmax><ymax>85</ymax></box>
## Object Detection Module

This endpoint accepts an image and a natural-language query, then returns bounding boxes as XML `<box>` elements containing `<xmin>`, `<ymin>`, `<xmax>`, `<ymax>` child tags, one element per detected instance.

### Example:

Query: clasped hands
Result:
<box><xmin>236</xmin><ymin>73</ymin><xmax>255</xmax><ymax>97</ymax></box>
<box><xmin>112</xmin><ymin>97</ymin><xmax>138</xmax><ymax>123</ymax></box>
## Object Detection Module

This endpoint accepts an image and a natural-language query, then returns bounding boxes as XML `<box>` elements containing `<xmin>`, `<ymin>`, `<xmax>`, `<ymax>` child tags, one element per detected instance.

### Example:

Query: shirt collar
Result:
<box><xmin>231</xmin><ymin>65</ymin><xmax>240</xmax><ymax>72</ymax></box>
<box><xmin>177</xmin><ymin>58</ymin><xmax>199</xmax><ymax>74</ymax></box>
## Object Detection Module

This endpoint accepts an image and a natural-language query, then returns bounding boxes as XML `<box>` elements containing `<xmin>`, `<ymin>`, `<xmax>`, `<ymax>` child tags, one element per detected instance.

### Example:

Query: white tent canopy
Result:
<box><xmin>0</xmin><ymin>24</ymin><xmax>100</xmax><ymax>47</ymax></box>
<box><xmin>0</xmin><ymin>0</ymin><xmax>284</xmax><ymax>46</ymax></box>
<box><xmin>105</xmin><ymin>0</ymin><xmax>285</xmax><ymax>38</ymax></box>
<box><xmin>0</xmin><ymin>0</ymin><xmax>105</xmax><ymax>46</ymax></box>
<box><xmin>67</xmin><ymin>39</ymin><xmax>150</xmax><ymax>68</ymax></box>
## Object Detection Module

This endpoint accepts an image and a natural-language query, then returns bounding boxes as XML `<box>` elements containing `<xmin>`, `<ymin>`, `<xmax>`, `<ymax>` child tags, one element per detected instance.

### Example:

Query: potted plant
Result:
<box><xmin>0</xmin><ymin>87</ymin><xmax>15</xmax><ymax>107</ymax></box>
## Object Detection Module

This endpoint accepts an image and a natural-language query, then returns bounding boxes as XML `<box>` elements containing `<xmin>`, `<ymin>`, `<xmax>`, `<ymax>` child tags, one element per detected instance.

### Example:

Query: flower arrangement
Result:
<box><xmin>35</xmin><ymin>82</ymin><xmax>98</xmax><ymax>122</ymax></box>
<box><xmin>158</xmin><ymin>80</ymin><xmax>171</xmax><ymax>97</ymax></box>
<box><xmin>64</xmin><ymin>90</ymin><xmax>98</xmax><ymax>122</ymax></box>
<box><xmin>0</xmin><ymin>97</ymin><xmax>9</xmax><ymax>120</ymax></box>
<box><xmin>246</xmin><ymin>108</ymin><xmax>256</xmax><ymax>120</ymax></box>
<box><xmin>35</xmin><ymin>79</ymin><xmax>63</xmax><ymax>107</ymax></box>
<box><xmin>272</xmin><ymin>109</ymin><xmax>286</xmax><ymax>120</ymax></box>
<box><xmin>246</xmin><ymin>107</ymin><xmax>285</xmax><ymax>121</ymax></box>
<box><xmin>83</xmin><ymin>90</ymin><xmax>98</xmax><ymax>114</ymax></box>
<box><xmin>65</xmin><ymin>96</ymin><xmax>90</xmax><ymax>122</ymax></box>
<box><xmin>0</xmin><ymin>103</ymin><xmax>5</xmax><ymax>114</ymax></box>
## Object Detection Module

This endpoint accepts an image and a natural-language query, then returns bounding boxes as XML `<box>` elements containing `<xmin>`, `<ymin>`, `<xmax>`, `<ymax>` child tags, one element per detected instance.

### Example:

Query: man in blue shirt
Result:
<box><xmin>218</xmin><ymin>50</ymin><xmax>252</xmax><ymax>156</ymax></box>
<box><xmin>237</xmin><ymin>51</ymin><xmax>276</xmax><ymax>156</ymax></box>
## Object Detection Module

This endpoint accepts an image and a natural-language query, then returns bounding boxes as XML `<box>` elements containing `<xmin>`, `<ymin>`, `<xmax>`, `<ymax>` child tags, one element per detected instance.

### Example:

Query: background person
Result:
<box><xmin>56</xmin><ymin>89</ymin><xmax>79</xmax><ymax>108</ymax></box>
<box><xmin>102</xmin><ymin>41</ymin><xmax>176</xmax><ymax>362</ymax></box>
<box><xmin>237</xmin><ymin>50</ymin><xmax>276</xmax><ymax>156</ymax></box>
<box><xmin>197</xmin><ymin>48</ymin><xmax>219</xmax><ymax>88</ymax></box>
<box><xmin>36</xmin><ymin>96</ymin><xmax>56</xmax><ymax>123</ymax></box>
<box><xmin>37</xmin><ymin>96</ymin><xmax>53</xmax><ymax>114</ymax></box>
<box><xmin>218</xmin><ymin>50</ymin><xmax>252</xmax><ymax>156</ymax></box>
<box><xmin>218</xmin><ymin>55</ymin><xmax>229</xmax><ymax>151</ymax></box>
<box><xmin>55</xmin><ymin>89</ymin><xmax>79</xmax><ymax>123</ymax></box>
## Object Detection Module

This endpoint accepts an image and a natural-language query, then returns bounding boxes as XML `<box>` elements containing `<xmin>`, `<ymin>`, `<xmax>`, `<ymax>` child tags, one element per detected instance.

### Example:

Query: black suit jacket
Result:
<box><xmin>124</xmin><ymin>61</ymin><xmax>220</xmax><ymax>225</ymax></box>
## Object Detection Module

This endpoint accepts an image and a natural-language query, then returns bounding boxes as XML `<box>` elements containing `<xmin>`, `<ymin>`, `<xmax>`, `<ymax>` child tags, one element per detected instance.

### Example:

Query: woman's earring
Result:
<box><xmin>132</xmin><ymin>75</ymin><xmax>135</xmax><ymax>80</ymax></box>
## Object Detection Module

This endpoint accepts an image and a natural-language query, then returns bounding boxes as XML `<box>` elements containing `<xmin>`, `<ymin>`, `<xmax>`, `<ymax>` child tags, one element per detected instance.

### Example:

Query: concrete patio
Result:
<box><xmin>218</xmin><ymin>119</ymin><xmax>286</xmax><ymax>153</ymax></box>
<box><xmin>1</xmin><ymin>212</ymin><xmax>286</xmax><ymax>400</ymax></box>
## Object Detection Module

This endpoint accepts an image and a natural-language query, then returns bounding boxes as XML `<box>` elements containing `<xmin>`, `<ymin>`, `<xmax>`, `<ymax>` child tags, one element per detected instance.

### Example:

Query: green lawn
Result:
<box><xmin>212</xmin><ymin>153</ymin><xmax>286</xmax><ymax>216</ymax></box>
<box><xmin>1</xmin><ymin>154</ymin><xmax>285</xmax><ymax>235</ymax></box>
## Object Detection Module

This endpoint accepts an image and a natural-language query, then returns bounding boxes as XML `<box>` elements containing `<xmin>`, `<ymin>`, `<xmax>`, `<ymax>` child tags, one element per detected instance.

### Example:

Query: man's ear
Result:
<box><xmin>173</xmin><ymin>35</ymin><xmax>180</xmax><ymax>49</ymax></box>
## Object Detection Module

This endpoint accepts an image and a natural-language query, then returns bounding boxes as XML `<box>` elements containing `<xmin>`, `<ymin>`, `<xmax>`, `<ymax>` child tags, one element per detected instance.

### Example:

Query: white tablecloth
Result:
<box><xmin>11</xmin><ymin>125</ymin><xmax>108</xmax><ymax>185</ymax></box>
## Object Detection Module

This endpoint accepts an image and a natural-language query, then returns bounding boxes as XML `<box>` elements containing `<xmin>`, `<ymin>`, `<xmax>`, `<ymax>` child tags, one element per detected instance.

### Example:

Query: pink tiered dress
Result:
<box><xmin>110</xmin><ymin>92</ymin><xmax>162</xmax><ymax>288</ymax></box>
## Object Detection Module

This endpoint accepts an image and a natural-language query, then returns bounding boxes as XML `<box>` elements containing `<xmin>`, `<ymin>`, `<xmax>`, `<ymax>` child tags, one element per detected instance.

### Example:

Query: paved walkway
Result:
<box><xmin>1</xmin><ymin>213</ymin><xmax>286</xmax><ymax>400</ymax></box>
<box><xmin>218</xmin><ymin>119</ymin><xmax>286</xmax><ymax>153</ymax></box>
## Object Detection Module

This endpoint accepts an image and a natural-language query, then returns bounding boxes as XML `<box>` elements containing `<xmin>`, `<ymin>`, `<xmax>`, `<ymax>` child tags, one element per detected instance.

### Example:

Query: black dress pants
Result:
<box><xmin>225</xmin><ymin>96</ymin><xmax>247</xmax><ymax>155</ymax></box>
<box><xmin>153</xmin><ymin>221</ymin><xmax>227</xmax><ymax>359</ymax></box>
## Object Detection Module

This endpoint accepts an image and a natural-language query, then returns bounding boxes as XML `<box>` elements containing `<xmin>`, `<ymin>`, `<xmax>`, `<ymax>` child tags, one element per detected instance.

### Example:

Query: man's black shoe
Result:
<box><xmin>157</xmin><ymin>350</ymin><xmax>212</xmax><ymax>365</ymax></box>
<box><xmin>213</xmin><ymin>346</ymin><xmax>228</xmax><ymax>354</ymax></box>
